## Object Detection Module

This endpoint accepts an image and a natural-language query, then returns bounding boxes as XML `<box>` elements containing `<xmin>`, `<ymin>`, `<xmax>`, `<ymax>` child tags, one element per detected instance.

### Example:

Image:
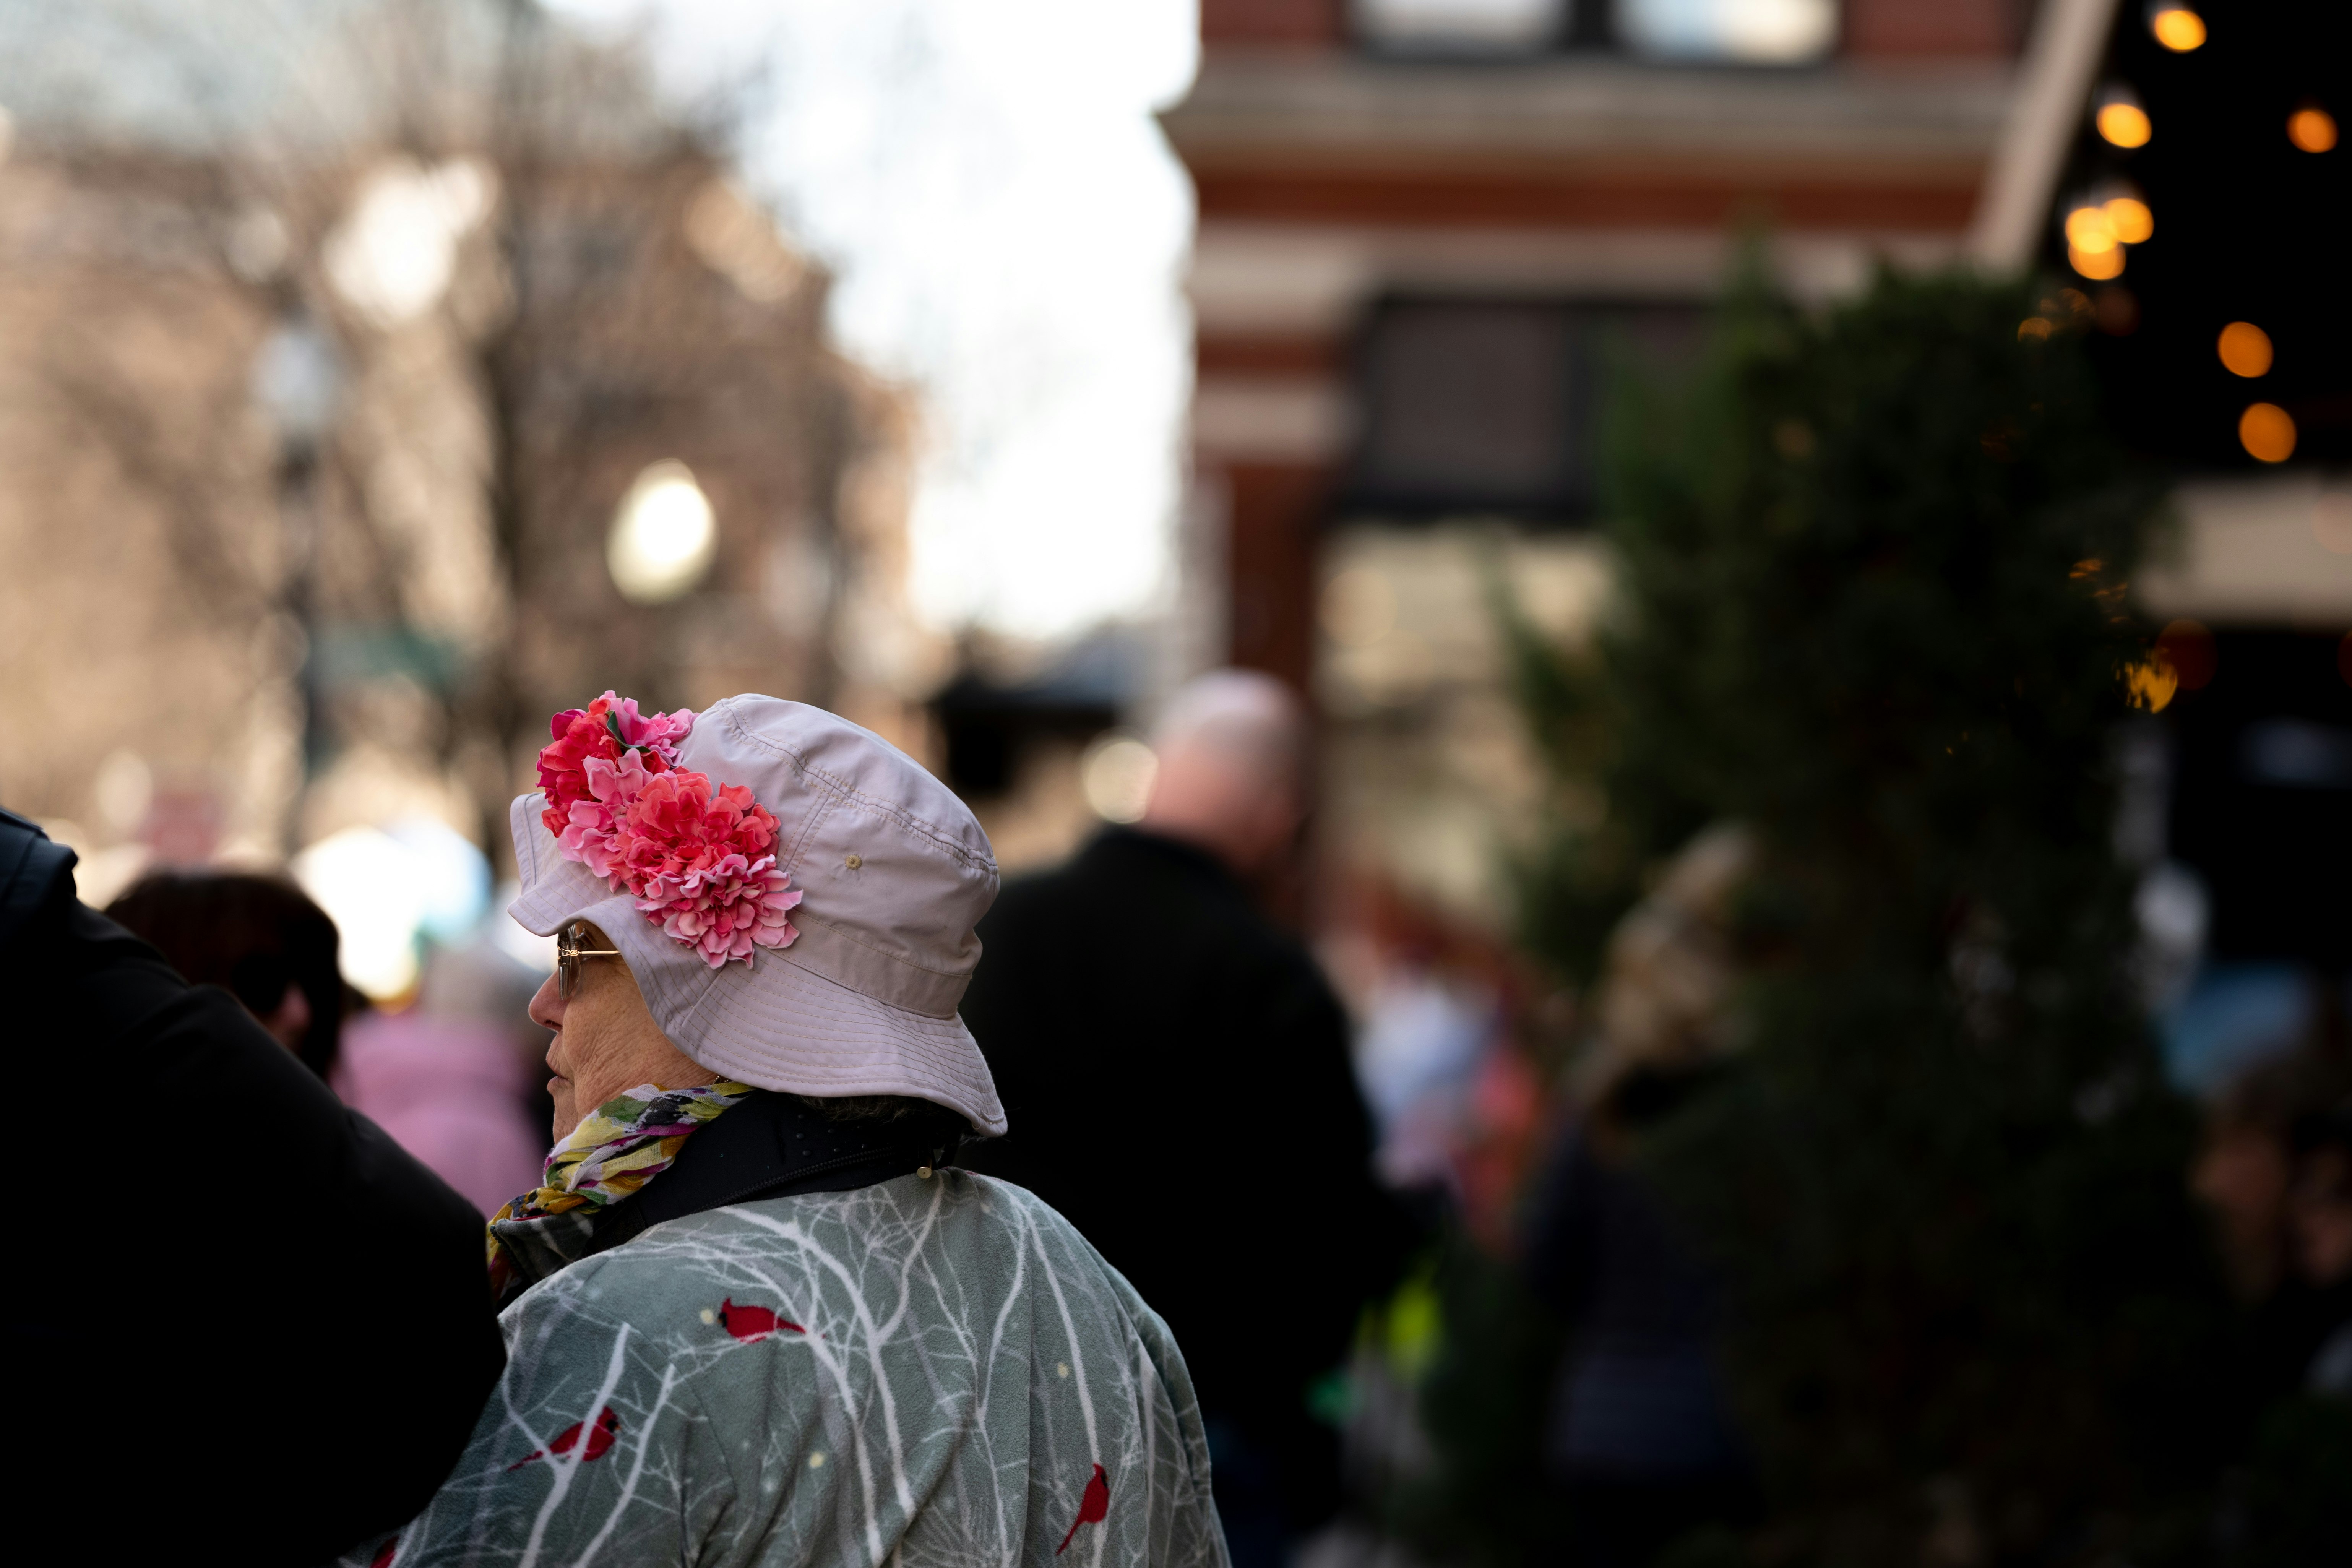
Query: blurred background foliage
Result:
<box><xmin>1385</xmin><ymin>266</ymin><xmax>2352</xmax><ymax>1565</ymax></box>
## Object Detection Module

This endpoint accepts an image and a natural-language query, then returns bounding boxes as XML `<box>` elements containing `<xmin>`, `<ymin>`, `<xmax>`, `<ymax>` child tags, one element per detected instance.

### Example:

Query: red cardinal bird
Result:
<box><xmin>1055</xmin><ymin>1463</ymin><xmax>1110</xmax><ymax>1555</ymax></box>
<box><xmin>718</xmin><ymin>1297</ymin><xmax>805</xmax><ymax>1342</ymax></box>
<box><xmin>507</xmin><ymin>1406</ymin><xmax>621</xmax><ymax>1471</ymax></box>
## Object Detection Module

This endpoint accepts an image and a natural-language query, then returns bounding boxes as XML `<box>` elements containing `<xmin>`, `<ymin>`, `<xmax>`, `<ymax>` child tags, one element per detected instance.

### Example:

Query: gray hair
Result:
<box><xmin>1150</xmin><ymin>669</ymin><xmax>1305</xmax><ymax>788</ymax></box>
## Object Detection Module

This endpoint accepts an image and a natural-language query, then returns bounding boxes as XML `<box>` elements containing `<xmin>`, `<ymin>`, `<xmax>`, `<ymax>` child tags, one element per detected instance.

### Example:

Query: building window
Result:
<box><xmin>1354</xmin><ymin>0</ymin><xmax>1568</xmax><ymax>54</ymax></box>
<box><xmin>1344</xmin><ymin>298</ymin><xmax>1706</xmax><ymax>523</ymax></box>
<box><xmin>1618</xmin><ymin>0</ymin><xmax>1837</xmax><ymax>63</ymax></box>
<box><xmin>1353</xmin><ymin>0</ymin><xmax>1836</xmax><ymax>61</ymax></box>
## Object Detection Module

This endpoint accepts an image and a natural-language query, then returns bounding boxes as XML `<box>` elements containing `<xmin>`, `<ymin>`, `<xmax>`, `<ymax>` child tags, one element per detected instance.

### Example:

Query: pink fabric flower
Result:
<box><xmin>537</xmin><ymin>692</ymin><xmax>695</xmax><ymax>839</ymax></box>
<box><xmin>557</xmin><ymin>749</ymin><xmax>657</xmax><ymax>881</ymax></box>
<box><xmin>604</xmin><ymin>695</ymin><xmax>695</xmax><ymax>763</ymax></box>
<box><xmin>532</xmin><ymin>694</ymin><xmax>799</xmax><ymax>970</ymax></box>
<box><xmin>638</xmin><ymin>853</ymin><xmax>803</xmax><ymax>969</ymax></box>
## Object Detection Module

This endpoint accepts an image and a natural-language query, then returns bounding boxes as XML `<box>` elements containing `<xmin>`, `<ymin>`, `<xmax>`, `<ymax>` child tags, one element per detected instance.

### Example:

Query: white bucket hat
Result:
<box><xmin>508</xmin><ymin>694</ymin><xmax>1007</xmax><ymax>1135</ymax></box>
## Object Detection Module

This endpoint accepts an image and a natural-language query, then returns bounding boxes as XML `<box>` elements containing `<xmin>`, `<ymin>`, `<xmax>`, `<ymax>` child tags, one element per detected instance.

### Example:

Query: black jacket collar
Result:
<box><xmin>627</xmin><ymin>1090</ymin><xmax>961</xmax><ymax>1230</ymax></box>
<box><xmin>492</xmin><ymin>1092</ymin><xmax>963</xmax><ymax>1303</ymax></box>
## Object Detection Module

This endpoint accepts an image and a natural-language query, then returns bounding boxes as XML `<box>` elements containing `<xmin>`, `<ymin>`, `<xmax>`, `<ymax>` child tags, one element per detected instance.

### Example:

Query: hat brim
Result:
<box><xmin>507</xmin><ymin>793</ymin><xmax>1007</xmax><ymax>1136</ymax></box>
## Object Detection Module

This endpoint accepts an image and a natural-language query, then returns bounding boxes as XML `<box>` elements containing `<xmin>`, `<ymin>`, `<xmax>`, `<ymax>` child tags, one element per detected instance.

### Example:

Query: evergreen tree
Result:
<box><xmin>1511</xmin><ymin>268</ymin><xmax>2237</xmax><ymax>1562</ymax></box>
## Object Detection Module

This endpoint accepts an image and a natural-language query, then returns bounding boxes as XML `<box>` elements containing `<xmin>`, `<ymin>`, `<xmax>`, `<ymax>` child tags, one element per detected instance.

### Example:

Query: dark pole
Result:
<box><xmin>252</xmin><ymin>306</ymin><xmax>342</xmax><ymax>849</ymax></box>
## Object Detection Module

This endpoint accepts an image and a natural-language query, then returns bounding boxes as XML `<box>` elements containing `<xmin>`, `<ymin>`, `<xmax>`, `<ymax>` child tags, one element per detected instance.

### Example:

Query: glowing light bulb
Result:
<box><xmin>2288</xmin><ymin>108</ymin><xmax>2338</xmax><ymax>153</ymax></box>
<box><xmin>2097</xmin><ymin>102</ymin><xmax>2152</xmax><ymax>148</ymax></box>
<box><xmin>2148</xmin><ymin>5</ymin><xmax>2204</xmax><ymax>51</ymax></box>
<box><xmin>2217</xmin><ymin>322</ymin><xmax>2273</xmax><ymax>378</ymax></box>
<box><xmin>2125</xmin><ymin>654</ymin><xmax>2178</xmax><ymax>714</ymax></box>
<box><xmin>2065</xmin><ymin>206</ymin><xmax>2118</xmax><ymax>253</ymax></box>
<box><xmin>2102</xmin><ymin>195</ymin><xmax>2153</xmax><ymax>244</ymax></box>
<box><xmin>2096</xmin><ymin>87</ymin><xmax>2152</xmax><ymax>148</ymax></box>
<box><xmin>2068</xmin><ymin>244</ymin><xmax>2125</xmax><ymax>281</ymax></box>
<box><xmin>2238</xmin><ymin>403</ymin><xmax>2296</xmax><ymax>463</ymax></box>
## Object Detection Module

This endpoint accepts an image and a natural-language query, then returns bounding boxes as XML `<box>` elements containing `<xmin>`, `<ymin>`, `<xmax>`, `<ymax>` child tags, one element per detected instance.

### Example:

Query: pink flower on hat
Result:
<box><xmin>638</xmin><ymin>852</ymin><xmax>802</xmax><ymax>968</ymax></box>
<box><xmin>534</xmin><ymin>694</ymin><xmax>801</xmax><ymax>969</ymax></box>
<box><xmin>555</xmin><ymin>750</ymin><xmax>656</xmax><ymax>881</ymax></box>
<box><xmin>538</xmin><ymin>692</ymin><xmax>695</xmax><ymax>840</ymax></box>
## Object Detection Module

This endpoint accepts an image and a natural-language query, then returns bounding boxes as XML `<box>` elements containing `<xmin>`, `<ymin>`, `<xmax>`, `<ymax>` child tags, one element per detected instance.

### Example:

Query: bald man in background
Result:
<box><xmin>960</xmin><ymin>670</ymin><xmax>1410</xmax><ymax>1568</ymax></box>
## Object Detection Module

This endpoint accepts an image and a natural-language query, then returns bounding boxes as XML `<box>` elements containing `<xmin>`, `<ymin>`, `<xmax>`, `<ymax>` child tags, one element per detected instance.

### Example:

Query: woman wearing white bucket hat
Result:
<box><xmin>346</xmin><ymin>693</ymin><xmax>1226</xmax><ymax>1568</ymax></box>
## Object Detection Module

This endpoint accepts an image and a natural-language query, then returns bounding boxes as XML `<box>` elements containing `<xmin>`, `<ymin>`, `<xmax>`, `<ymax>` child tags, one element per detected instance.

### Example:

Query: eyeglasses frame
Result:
<box><xmin>555</xmin><ymin>924</ymin><xmax>623</xmax><ymax>1001</ymax></box>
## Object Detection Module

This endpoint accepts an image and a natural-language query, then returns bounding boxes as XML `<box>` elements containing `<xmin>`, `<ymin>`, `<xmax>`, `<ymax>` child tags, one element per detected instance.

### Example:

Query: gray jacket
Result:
<box><xmin>352</xmin><ymin>1172</ymin><xmax>1226</xmax><ymax>1568</ymax></box>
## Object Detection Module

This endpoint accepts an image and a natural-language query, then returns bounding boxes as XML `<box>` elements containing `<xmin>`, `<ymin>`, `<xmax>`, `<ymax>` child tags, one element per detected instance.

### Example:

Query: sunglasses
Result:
<box><xmin>555</xmin><ymin>924</ymin><xmax>622</xmax><ymax>1000</ymax></box>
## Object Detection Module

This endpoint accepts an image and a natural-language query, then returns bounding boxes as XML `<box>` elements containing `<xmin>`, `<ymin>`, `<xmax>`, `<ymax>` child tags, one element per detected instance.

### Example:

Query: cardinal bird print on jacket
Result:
<box><xmin>506</xmin><ymin>1406</ymin><xmax>620</xmax><ymax>1470</ymax></box>
<box><xmin>1057</xmin><ymin>1464</ymin><xmax>1110</xmax><ymax>1555</ymax></box>
<box><xmin>717</xmin><ymin>1296</ymin><xmax>804</xmax><ymax>1342</ymax></box>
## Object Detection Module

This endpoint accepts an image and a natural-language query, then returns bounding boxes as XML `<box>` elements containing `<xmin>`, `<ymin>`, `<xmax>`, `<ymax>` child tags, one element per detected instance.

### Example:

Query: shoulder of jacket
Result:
<box><xmin>957</xmin><ymin>1175</ymin><xmax>1158</xmax><ymax>1290</ymax></box>
<box><xmin>506</xmin><ymin>1231</ymin><xmax>709</xmax><ymax>1324</ymax></box>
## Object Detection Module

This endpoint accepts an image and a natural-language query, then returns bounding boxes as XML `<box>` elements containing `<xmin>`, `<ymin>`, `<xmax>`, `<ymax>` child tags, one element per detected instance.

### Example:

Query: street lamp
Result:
<box><xmin>251</xmin><ymin>313</ymin><xmax>344</xmax><ymax>804</ymax></box>
<box><xmin>608</xmin><ymin>460</ymin><xmax>717</xmax><ymax>604</ymax></box>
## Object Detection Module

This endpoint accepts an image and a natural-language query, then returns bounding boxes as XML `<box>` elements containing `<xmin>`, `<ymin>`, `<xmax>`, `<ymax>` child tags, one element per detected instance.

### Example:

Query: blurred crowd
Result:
<box><xmin>23</xmin><ymin>663</ymin><xmax>2342</xmax><ymax>1568</ymax></box>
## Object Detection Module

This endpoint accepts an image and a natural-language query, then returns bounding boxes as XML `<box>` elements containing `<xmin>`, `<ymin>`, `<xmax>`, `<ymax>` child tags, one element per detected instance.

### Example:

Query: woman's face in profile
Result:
<box><xmin>528</xmin><ymin>923</ymin><xmax>710</xmax><ymax>1138</ymax></box>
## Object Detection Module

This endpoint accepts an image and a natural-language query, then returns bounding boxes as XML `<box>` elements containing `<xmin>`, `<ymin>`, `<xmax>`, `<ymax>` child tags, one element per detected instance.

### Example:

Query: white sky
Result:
<box><xmin>550</xmin><ymin>0</ymin><xmax>1200</xmax><ymax>642</ymax></box>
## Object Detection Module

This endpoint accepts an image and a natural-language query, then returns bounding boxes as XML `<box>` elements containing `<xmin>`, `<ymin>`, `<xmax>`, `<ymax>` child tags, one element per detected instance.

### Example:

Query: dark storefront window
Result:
<box><xmin>1344</xmin><ymin>297</ymin><xmax>1704</xmax><ymax>523</ymax></box>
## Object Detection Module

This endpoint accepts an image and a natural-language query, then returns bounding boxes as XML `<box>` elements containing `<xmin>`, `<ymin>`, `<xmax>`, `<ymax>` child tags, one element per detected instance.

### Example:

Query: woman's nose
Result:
<box><xmin>527</xmin><ymin>971</ymin><xmax>566</xmax><ymax>1032</ymax></box>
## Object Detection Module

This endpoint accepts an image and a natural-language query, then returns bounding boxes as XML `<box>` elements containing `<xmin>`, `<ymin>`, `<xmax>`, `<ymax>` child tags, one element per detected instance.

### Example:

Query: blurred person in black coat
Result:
<box><xmin>959</xmin><ymin>671</ymin><xmax>1407</xmax><ymax>1568</ymax></box>
<box><xmin>0</xmin><ymin>809</ymin><xmax>504</xmax><ymax>1565</ymax></box>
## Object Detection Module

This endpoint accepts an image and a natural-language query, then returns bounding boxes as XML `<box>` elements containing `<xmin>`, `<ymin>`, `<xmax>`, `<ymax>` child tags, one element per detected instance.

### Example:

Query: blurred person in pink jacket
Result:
<box><xmin>335</xmin><ymin>935</ymin><xmax>549</xmax><ymax>1216</ymax></box>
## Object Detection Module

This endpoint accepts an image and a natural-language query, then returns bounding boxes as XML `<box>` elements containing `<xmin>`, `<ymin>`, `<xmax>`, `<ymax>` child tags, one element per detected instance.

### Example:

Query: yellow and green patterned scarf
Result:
<box><xmin>487</xmin><ymin>1080</ymin><xmax>752</xmax><ymax>1290</ymax></box>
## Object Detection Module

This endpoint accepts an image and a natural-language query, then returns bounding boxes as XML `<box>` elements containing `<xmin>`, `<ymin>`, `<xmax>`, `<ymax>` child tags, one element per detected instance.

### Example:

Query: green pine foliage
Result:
<box><xmin>1511</xmin><ymin>267</ymin><xmax>2241</xmax><ymax>1562</ymax></box>
<box><xmin>1384</xmin><ymin>1237</ymin><xmax>1573</xmax><ymax>1568</ymax></box>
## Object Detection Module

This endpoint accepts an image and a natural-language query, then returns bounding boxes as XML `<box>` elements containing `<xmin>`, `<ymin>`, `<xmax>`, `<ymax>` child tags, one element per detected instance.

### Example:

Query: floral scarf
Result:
<box><xmin>487</xmin><ymin>1079</ymin><xmax>753</xmax><ymax>1292</ymax></box>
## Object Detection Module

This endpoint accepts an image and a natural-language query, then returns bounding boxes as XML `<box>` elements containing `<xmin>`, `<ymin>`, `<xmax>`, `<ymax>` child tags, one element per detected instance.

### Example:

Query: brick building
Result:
<box><xmin>1170</xmin><ymin>0</ymin><xmax>2026</xmax><ymax>691</ymax></box>
<box><xmin>1164</xmin><ymin>0</ymin><xmax>2038</xmax><ymax>940</ymax></box>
